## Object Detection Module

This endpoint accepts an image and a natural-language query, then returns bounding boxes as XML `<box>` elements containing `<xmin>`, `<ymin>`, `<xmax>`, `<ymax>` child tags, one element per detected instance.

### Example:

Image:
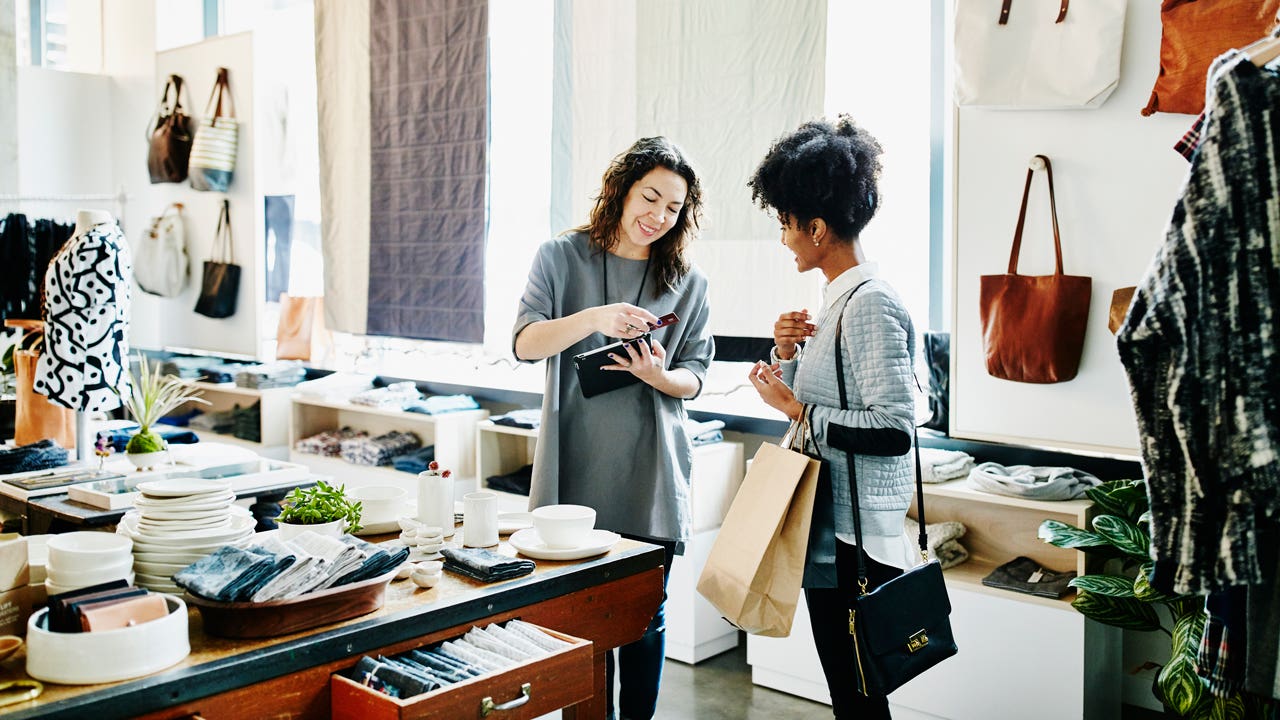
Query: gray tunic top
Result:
<box><xmin>513</xmin><ymin>232</ymin><xmax>714</xmax><ymax>547</ymax></box>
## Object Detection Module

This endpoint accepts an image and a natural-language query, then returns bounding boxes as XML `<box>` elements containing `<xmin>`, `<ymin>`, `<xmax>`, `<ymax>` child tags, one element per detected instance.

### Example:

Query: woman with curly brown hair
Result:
<box><xmin>513</xmin><ymin>136</ymin><xmax>714</xmax><ymax>720</ymax></box>
<box><xmin>746</xmin><ymin>116</ymin><xmax>918</xmax><ymax>720</ymax></box>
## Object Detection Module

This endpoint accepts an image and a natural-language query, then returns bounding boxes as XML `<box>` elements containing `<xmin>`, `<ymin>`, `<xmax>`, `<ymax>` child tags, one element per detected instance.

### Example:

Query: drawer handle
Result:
<box><xmin>480</xmin><ymin>683</ymin><xmax>532</xmax><ymax>716</ymax></box>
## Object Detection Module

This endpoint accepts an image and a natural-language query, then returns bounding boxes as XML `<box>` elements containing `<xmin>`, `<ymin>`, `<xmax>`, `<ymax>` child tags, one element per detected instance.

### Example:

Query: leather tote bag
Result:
<box><xmin>14</xmin><ymin>333</ymin><xmax>75</xmax><ymax>449</ymax></box>
<box><xmin>696</xmin><ymin>423</ymin><xmax>823</xmax><ymax>638</ymax></box>
<box><xmin>194</xmin><ymin>200</ymin><xmax>241</xmax><ymax>319</ymax></box>
<box><xmin>954</xmin><ymin>0</ymin><xmax>1127</xmax><ymax>108</ymax></box>
<box><xmin>147</xmin><ymin>74</ymin><xmax>194</xmax><ymax>184</ymax></box>
<box><xmin>979</xmin><ymin>155</ymin><xmax>1091</xmax><ymax>384</ymax></box>
<box><xmin>134</xmin><ymin>203</ymin><xmax>188</xmax><ymax>298</ymax></box>
<box><xmin>188</xmin><ymin>68</ymin><xmax>239</xmax><ymax>192</ymax></box>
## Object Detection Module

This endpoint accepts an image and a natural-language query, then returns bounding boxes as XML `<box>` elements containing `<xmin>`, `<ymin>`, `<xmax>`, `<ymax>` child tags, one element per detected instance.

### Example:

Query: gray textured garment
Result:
<box><xmin>513</xmin><ymin>233</ymin><xmax>714</xmax><ymax>547</ymax></box>
<box><xmin>967</xmin><ymin>462</ymin><xmax>1101</xmax><ymax>501</ymax></box>
<box><xmin>779</xmin><ymin>267</ymin><xmax>916</xmax><ymax>587</ymax></box>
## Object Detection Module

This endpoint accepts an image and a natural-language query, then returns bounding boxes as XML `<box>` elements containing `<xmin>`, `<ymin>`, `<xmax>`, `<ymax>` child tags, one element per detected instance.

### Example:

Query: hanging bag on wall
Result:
<box><xmin>696</xmin><ymin>418</ymin><xmax>823</xmax><ymax>637</ymax></box>
<box><xmin>194</xmin><ymin>200</ymin><xmax>241</xmax><ymax>319</ymax></box>
<box><xmin>979</xmin><ymin>155</ymin><xmax>1091</xmax><ymax>383</ymax></box>
<box><xmin>134</xmin><ymin>203</ymin><xmax>188</xmax><ymax>298</ymax></box>
<box><xmin>954</xmin><ymin>0</ymin><xmax>1128</xmax><ymax>109</ymax></box>
<box><xmin>188</xmin><ymin>68</ymin><xmax>239</xmax><ymax>192</ymax></box>
<box><xmin>146</xmin><ymin>74</ymin><xmax>194</xmax><ymax>183</ymax></box>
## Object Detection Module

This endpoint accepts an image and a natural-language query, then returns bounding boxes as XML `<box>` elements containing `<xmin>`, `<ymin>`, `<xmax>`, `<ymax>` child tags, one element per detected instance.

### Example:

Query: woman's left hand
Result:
<box><xmin>606</xmin><ymin>337</ymin><xmax>667</xmax><ymax>384</ymax></box>
<box><xmin>748</xmin><ymin>361</ymin><xmax>803</xmax><ymax>420</ymax></box>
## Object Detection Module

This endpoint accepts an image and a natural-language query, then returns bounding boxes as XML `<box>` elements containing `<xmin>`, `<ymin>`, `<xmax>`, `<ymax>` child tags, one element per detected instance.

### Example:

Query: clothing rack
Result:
<box><xmin>0</xmin><ymin>190</ymin><xmax>129</xmax><ymax>223</ymax></box>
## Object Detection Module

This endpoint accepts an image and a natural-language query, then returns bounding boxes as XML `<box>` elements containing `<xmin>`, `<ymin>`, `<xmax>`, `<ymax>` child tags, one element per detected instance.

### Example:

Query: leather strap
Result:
<box><xmin>204</xmin><ymin>67</ymin><xmax>236</xmax><ymax>119</ymax></box>
<box><xmin>999</xmin><ymin>1</ymin><xmax>1069</xmax><ymax>25</ymax></box>
<box><xmin>1057</xmin><ymin>0</ymin><xmax>1069</xmax><ymax>23</ymax></box>
<box><xmin>830</xmin><ymin>283</ymin><xmax>928</xmax><ymax>589</ymax></box>
<box><xmin>1007</xmin><ymin>154</ymin><xmax>1063</xmax><ymax>276</ymax></box>
<box><xmin>213</xmin><ymin>199</ymin><xmax>234</xmax><ymax>264</ymax></box>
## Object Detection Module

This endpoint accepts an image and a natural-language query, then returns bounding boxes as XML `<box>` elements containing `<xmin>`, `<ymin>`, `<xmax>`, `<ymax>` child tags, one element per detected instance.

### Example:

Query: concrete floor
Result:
<box><xmin>654</xmin><ymin>637</ymin><xmax>830</xmax><ymax>720</ymax></box>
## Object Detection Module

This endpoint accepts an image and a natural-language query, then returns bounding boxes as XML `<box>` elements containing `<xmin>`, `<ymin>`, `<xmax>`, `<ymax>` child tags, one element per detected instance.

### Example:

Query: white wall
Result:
<box><xmin>0</xmin><ymin>0</ymin><xmax>16</xmax><ymax>195</ymax></box>
<box><xmin>949</xmin><ymin>0</ymin><xmax>1190</xmax><ymax>456</ymax></box>
<box><xmin>16</xmin><ymin>66</ymin><xmax>114</xmax><ymax>203</ymax></box>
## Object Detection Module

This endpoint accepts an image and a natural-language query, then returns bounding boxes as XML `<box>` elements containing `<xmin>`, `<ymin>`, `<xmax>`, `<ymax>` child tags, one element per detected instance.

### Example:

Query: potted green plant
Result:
<box><xmin>276</xmin><ymin>480</ymin><xmax>363</xmax><ymax>538</ymax></box>
<box><xmin>1038</xmin><ymin>479</ymin><xmax>1273</xmax><ymax>719</ymax></box>
<box><xmin>119</xmin><ymin>353</ymin><xmax>208</xmax><ymax>470</ymax></box>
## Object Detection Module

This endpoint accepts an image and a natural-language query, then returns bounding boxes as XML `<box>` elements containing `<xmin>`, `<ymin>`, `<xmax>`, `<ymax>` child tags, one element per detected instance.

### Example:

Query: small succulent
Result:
<box><xmin>277</xmin><ymin>480</ymin><xmax>363</xmax><ymax>534</ymax></box>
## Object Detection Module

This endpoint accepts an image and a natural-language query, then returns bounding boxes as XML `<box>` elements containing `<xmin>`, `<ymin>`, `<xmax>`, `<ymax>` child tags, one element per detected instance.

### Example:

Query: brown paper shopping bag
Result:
<box><xmin>276</xmin><ymin>294</ymin><xmax>331</xmax><ymax>362</ymax></box>
<box><xmin>696</xmin><ymin>442</ymin><xmax>822</xmax><ymax>637</ymax></box>
<box><xmin>14</xmin><ymin>349</ymin><xmax>75</xmax><ymax>448</ymax></box>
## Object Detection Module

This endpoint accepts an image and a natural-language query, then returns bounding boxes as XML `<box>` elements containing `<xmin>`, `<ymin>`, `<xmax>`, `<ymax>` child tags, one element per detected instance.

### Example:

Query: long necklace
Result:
<box><xmin>602</xmin><ymin>250</ymin><xmax>652</xmax><ymax>306</ymax></box>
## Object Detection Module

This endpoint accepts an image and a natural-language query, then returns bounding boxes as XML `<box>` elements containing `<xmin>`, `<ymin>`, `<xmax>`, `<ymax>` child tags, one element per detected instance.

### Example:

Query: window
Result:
<box><xmin>18</xmin><ymin>0</ymin><xmax>99</xmax><ymax>71</ymax></box>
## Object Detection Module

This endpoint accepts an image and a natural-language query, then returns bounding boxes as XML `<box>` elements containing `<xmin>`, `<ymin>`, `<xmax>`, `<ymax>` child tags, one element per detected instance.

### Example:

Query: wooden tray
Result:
<box><xmin>185</xmin><ymin>568</ymin><xmax>398</xmax><ymax>638</ymax></box>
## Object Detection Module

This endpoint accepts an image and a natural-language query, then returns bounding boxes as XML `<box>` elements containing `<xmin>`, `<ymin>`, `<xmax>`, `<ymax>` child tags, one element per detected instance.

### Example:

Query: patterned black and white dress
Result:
<box><xmin>34</xmin><ymin>221</ymin><xmax>132</xmax><ymax>412</ymax></box>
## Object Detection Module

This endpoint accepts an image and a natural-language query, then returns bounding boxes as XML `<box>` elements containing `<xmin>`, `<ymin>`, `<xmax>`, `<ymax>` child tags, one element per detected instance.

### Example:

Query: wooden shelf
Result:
<box><xmin>921</xmin><ymin>476</ymin><xmax>1094</xmax><ymax>515</ymax></box>
<box><xmin>475</xmin><ymin>420</ymin><xmax>539</xmax><ymax>439</ymax></box>
<box><xmin>940</xmin><ymin>558</ymin><xmax>1078</xmax><ymax>611</ymax></box>
<box><xmin>182</xmin><ymin>380</ymin><xmax>296</xmax><ymax>398</ymax></box>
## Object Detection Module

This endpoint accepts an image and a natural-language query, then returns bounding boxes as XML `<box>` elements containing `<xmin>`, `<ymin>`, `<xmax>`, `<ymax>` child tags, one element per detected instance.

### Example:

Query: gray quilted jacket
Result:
<box><xmin>780</xmin><ymin>276</ymin><xmax>916</xmax><ymax>587</ymax></box>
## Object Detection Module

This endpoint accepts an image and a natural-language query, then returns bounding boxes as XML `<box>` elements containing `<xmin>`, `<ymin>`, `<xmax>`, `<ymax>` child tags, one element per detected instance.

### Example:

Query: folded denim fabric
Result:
<box><xmin>490</xmin><ymin>408</ymin><xmax>541</xmax><ymax>429</ymax></box>
<box><xmin>222</xmin><ymin>553</ymin><xmax>295</xmax><ymax>601</ymax></box>
<box><xmin>441</xmin><ymin>547</ymin><xmax>535</xmax><ymax>583</ymax></box>
<box><xmin>97</xmin><ymin>425</ymin><xmax>199</xmax><ymax>453</ymax></box>
<box><xmin>0</xmin><ymin>439</ymin><xmax>69</xmax><ymax>474</ymax></box>
<box><xmin>969</xmin><ymin>462</ymin><xmax>1101</xmax><ymax>500</ymax></box>
<box><xmin>332</xmin><ymin>544</ymin><xmax>410</xmax><ymax>587</ymax></box>
<box><xmin>380</xmin><ymin>655</ymin><xmax>452</xmax><ymax>689</ymax></box>
<box><xmin>392</xmin><ymin>445</ymin><xmax>436</xmax><ymax>474</ymax></box>
<box><xmin>485</xmin><ymin>464</ymin><xmax>531</xmax><ymax>496</ymax></box>
<box><xmin>414</xmin><ymin>648</ymin><xmax>482</xmax><ymax>677</ymax></box>
<box><xmin>174</xmin><ymin>546</ymin><xmax>285</xmax><ymax>601</ymax></box>
<box><xmin>402</xmin><ymin>394</ymin><xmax>481</xmax><ymax>415</ymax></box>
<box><xmin>354</xmin><ymin>656</ymin><xmax>435</xmax><ymax>697</ymax></box>
<box><xmin>691</xmin><ymin>429</ymin><xmax>723</xmax><ymax>446</ymax></box>
<box><xmin>408</xmin><ymin>649</ymin><xmax>478</xmax><ymax>681</ymax></box>
<box><xmin>981</xmin><ymin>556</ymin><xmax>1076</xmax><ymax>599</ymax></box>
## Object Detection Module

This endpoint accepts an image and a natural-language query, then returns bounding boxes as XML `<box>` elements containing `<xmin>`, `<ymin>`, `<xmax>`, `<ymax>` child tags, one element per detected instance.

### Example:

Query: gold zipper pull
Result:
<box><xmin>848</xmin><ymin>609</ymin><xmax>856</xmax><ymax>635</ymax></box>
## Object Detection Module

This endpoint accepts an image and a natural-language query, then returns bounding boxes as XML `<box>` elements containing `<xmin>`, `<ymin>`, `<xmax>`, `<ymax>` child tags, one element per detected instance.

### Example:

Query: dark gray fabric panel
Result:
<box><xmin>368</xmin><ymin>0</ymin><xmax>488</xmax><ymax>342</ymax></box>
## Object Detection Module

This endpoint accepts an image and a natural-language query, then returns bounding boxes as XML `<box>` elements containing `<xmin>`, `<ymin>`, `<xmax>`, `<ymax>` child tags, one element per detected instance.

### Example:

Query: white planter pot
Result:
<box><xmin>126</xmin><ymin>451</ymin><xmax>169</xmax><ymax>471</ymax></box>
<box><xmin>277</xmin><ymin>518</ymin><xmax>344</xmax><ymax>541</ymax></box>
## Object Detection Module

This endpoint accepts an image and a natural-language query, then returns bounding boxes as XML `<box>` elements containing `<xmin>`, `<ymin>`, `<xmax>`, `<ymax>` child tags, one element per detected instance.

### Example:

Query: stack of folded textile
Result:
<box><xmin>918</xmin><ymin>448</ymin><xmax>975</xmax><ymax>483</ymax></box>
<box><xmin>403</xmin><ymin>394</ymin><xmax>481</xmax><ymax>415</ymax></box>
<box><xmin>440</xmin><ymin>547</ymin><xmax>534</xmax><ymax>583</ymax></box>
<box><xmin>0</xmin><ymin>439</ymin><xmax>69</xmax><ymax>474</ymax></box>
<box><xmin>189</xmin><ymin>409</ymin><xmax>236</xmax><ymax>434</ymax></box>
<box><xmin>292</xmin><ymin>372</ymin><xmax>376</xmax><ymax>400</ymax></box>
<box><xmin>392</xmin><ymin>445</ymin><xmax>436</xmax><ymax>474</ymax></box>
<box><xmin>485</xmin><ymin>465</ymin><xmax>532</xmax><ymax>495</ymax></box>
<box><xmin>199</xmin><ymin>363</ymin><xmax>252</xmax><ymax>384</ymax></box>
<box><xmin>344</xmin><ymin>620</ymin><xmax>571</xmax><ymax>698</ymax></box>
<box><xmin>349</xmin><ymin>381</ymin><xmax>422</xmax><ymax>408</ymax></box>
<box><xmin>231</xmin><ymin>402</ymin><xmax>261</xmax><ymax>442</ymax></box>
<box><xmin>340</xmin><ymin>430</ymin><xmax>421</xmax><ymax>466</ymax></box>
<box><xmin>685</xmin><ymin>419</ymin><xmax>725</xmax><ymax>446</ymax></box>
<box><xmin>490</xmin><ymin>409</ymin><xmax>541</xmax><ymax>430</ymax></box>
<box><xmin>968</xmin><ymin>462</ymin><xmax>1101</xmax><ymax>501</ymax></box>
<box><xmin>904</xmin><ymin>517</ymin><xmax>970</xmax><ymax>569</ymax></box>
<box><xmin>235</xmin><ymin>361</ymin><xmax>306</xmax><ymax>389</ymax></box>
<box><xmin>294</xmin><ymin>427</ymin><xmax>369</xmax><ymax>457</ymax></box>
<box><xmin>96</xmin><ymin>425</ymin><xmax>199</xmax><ymax>453</ymax></box>
<box><xmin>981</xmin><ymin>556</ymin><xmax>1076</xmax><ymax>599</ymax></box>
<box><xmin>159</xmin><ymin>356</ymin><xmax>214</xmax><ymax>379</ymax></box>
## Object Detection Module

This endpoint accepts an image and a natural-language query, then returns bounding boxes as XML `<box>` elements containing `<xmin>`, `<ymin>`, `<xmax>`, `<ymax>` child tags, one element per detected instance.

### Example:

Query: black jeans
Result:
<box><xmin>804</xmin><ymin>540</ymin><xmax>904</xmax><ymax>720</ymax></box>
<box><xmin>605</xmin><ymin>536</ymin><xmax>677</xmax><ymax>720</ymax></box>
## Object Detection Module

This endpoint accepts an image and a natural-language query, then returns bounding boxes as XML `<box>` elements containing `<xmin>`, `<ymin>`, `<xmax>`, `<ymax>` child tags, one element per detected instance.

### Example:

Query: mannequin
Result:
<box><xmin>33</xmin><ymin>208</ymin><xmax>132</xmax><ymax>461</ymax></box>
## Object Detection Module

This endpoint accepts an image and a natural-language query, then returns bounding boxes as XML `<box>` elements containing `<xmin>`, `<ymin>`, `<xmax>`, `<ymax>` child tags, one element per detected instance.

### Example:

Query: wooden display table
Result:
<box><xmin>0</xmin><ymin>538</ymin><xmax>664</xmax><ymax>720</ymax></box>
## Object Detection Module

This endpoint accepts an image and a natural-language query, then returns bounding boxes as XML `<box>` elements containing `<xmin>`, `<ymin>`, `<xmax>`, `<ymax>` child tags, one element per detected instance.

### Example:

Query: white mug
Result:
<box><xmin>462</xmin><ymin>491</ymin><xmax>499</xmax><ymax>548</ymax></box>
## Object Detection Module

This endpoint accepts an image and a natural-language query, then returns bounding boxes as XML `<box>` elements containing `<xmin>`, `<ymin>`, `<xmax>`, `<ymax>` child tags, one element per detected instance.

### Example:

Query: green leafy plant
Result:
<box><xmin>120</xmin><ymin>353</ymin><xmax>209</xmax><ymax>454</ymax></box>
<box><xmin>277</xmin><ymin>480</ymin><xmax>363</xmax><ymax>534</ymax></box>
<box><xmin>1039</xmin><ymin>479</ymin><xmax>1273</xmax><ymax>719</ymax></box>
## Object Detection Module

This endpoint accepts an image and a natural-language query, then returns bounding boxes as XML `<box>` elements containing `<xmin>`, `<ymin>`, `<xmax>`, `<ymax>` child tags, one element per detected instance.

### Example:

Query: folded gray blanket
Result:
<box><xmin>904</xmin><ymin>517</ymin><xmax>969</xmax><ymax>570</ymax></box>
<box><xmin>968</xmin><ymin>462</ymin><xmax>1101</xmax><ymax>501</ymax></box>
<box><xmin>918</xmin><ymin>448</ymin><xmax>974</xmax><ymax>484</ymax></box>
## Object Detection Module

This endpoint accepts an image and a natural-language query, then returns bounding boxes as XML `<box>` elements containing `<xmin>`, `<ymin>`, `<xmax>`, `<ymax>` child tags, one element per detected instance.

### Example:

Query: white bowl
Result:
<box><xmin>26</xmin><ymin>595</ymin><xmax>190</xmax><ymax>684</ymax></box>
<box><xmin>531</xmin><ymin>504</ymin><xmax>597</xmax><ymax>549</ymax></box>
<box><xmin>351</xmin><ymin>485</ymin><xmax>410</xmax><ymax>524</ymax></box>
<box><xmin>46</xmin><ymin>556</ymin><xmax>134</xmax><ymax>588</ymax></box>
<box><xmin>45</xmin><ymin>572</ymin><xmax>135</xmax><ymax>597</ymax></box>
<box><xmin>46</xmin><ymin>532</ymin><xmax>133</xmax><ymax>573</ymax></box>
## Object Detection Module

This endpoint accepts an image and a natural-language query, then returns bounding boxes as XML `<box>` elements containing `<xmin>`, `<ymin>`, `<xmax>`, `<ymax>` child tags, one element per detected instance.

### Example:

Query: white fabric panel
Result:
<box><xmin>314</xmin><ymin>0</ymin><xmax>370</xmax><ymax>335</ymax></box>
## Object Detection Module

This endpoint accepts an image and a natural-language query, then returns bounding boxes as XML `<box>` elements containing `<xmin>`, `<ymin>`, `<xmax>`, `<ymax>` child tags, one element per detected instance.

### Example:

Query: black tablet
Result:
<box><xmin>572</xmin><ymin>334</ymin><xmax>652</xmax><ymax>399</ymax></box>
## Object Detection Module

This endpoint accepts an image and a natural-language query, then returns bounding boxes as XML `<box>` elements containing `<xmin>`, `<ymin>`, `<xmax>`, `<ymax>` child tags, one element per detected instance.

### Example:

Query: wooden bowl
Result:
<box><xmin>184</xmin><ymin>569</ymin><xmax>398</xmax><ymax>639</ymax></box>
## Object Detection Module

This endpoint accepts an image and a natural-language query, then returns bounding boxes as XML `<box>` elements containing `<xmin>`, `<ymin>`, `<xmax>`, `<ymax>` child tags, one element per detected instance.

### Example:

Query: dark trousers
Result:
<box><xmin>805</xmin><ymin>540</ymin><xmax>904</xmax><ymax>720</ymax></box>
<box><xmin>605</xmin><ymin>537</ymin><xmax>677</xmax><ymax>720</ymax></box>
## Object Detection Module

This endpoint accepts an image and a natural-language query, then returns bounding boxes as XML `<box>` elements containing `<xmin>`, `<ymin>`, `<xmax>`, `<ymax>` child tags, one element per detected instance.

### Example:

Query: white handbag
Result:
<box><xmin>134</xmin><ymin>203</ymin><xmax>189</xmax><ymax>297</ymax></box>
<box><xmin>954</xmin><ymin>0</ymin><xmax>1127</xmax><ymax>109</ymax></box>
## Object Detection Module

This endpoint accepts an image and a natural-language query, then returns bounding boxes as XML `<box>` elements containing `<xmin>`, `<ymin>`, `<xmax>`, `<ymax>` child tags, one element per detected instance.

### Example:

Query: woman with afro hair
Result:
<box><xmin>746</xmin><ymin>116</ymin><xmax>918</xmax><ymax>720</ymax></box>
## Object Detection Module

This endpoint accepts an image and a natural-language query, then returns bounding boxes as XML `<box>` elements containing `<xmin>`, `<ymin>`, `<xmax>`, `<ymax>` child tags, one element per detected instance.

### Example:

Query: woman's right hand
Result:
<box><xmin>591</xmin><ymin>303</ymin><xmax>660</xmax><ymax>339</ymax></box>
<box><xmin>773</xmin><ymin>310</ymin><xmax>815</xmax><ymax>360</ymax></box>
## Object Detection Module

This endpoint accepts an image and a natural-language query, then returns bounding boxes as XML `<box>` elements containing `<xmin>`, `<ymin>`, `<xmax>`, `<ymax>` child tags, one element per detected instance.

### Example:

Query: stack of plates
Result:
<box><xmin>116</xmin><ymin>478</ymin><xmax>255</xmax><ymax>593</ymax></box>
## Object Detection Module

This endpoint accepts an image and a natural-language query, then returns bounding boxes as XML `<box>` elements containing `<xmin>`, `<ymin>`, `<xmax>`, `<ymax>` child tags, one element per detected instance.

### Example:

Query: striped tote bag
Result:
<box><xmin>189</xmin><ymin>67</ymin><xmax>238</xmax><ymax>192</ymax></box>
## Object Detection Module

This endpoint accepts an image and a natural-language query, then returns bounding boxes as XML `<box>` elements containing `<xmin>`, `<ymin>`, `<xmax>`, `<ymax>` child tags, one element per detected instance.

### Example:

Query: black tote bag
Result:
<box><xmin>194</xmin><ymin>200</ymin><xmax>241</xmax><ymax>319</ymax></box>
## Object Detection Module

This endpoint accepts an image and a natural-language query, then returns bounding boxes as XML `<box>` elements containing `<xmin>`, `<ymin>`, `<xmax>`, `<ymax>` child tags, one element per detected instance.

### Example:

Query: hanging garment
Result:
<box><xmin>1117</xmin><ymin>51</ymin><xmax>1280</xmax><ymax>595</ymax></box>
<box><xmin>0</xmin><ymin>214</ymin><xmax>33</xmax><ymax>320</ymax></box>
<box><xmin>33</xmin><ymin>221</ymin><xmax>132</xmax><ymax>413</ymax></box>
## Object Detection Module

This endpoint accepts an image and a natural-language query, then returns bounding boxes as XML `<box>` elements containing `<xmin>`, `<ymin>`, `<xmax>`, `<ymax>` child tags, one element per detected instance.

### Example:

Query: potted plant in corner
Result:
<box><xmin>1038</xmin><ymin>479</ymin><xmax>1275</xmax><ymax>719</ymax></box>
<box><xmin>276</xmin><ymin>480</ymin><xmax>363</xmax><ymax>539</ymax></box>
<box><xmin>120</xmin><ymin>353</ymin><xmax>208</xmax><ymax>470</ymax></box>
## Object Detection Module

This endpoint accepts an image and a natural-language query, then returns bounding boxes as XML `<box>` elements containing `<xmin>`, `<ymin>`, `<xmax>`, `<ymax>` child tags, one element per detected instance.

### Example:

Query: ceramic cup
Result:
<box><xmin>350</xmin><ymin>485</ymin><xmax>409</xmax><ymax>526</ymax></box>
<box><xmin>462</xmin><ymin>491</ymin><xmax>499</xmax><ymax>548</ymax></box>
<box><xmin>531</xmin><ymin>504</ymin><xmax>596</xmax><ymax>549</ymax></box>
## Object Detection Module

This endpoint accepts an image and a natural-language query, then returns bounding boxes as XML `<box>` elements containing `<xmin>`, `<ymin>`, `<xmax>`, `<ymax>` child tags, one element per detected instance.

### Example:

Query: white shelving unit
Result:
<box><xmin>288</xmin><ymin>397</ymin><xmax>489</xmax><ymax>498</ymax></box>
<box><xmin>747</xmin><ymin>478</ymin><xmax>1120</xmax><ymax>719</ymax></box>
<box><xmin>178</xmin><ymin>381</ymin><xmax>294</xmax><ymax>460</ymax></box>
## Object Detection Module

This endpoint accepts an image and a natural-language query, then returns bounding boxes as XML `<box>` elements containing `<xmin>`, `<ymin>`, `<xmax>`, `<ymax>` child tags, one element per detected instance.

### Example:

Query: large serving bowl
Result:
<box><xmin>26</xmin><ymin>595</ymin><xmax>189</xmax><ymax>684</ymax></box>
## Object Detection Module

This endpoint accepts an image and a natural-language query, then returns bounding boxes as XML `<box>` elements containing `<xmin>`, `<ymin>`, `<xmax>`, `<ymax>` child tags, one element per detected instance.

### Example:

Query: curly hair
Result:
<box><xmin>574</xmin><ymin>136</ymin><xmax>703</xmax><ymax>292</ymax></box>
<box><xmin>747</xmin><ymin>115</ymin><xmax>884</xmax><ymax>241</ymax></box>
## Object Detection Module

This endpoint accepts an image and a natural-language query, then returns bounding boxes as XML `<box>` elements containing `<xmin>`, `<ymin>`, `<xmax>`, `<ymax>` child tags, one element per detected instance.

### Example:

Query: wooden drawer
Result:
<box><xmin>330</xmin><ymin>625</ymin><xmax>593</xmax><ymax>720</ymax></box>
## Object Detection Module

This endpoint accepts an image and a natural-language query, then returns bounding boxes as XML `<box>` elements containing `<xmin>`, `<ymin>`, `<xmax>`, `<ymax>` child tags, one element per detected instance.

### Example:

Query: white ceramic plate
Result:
<box><xmin>132</xmin><ymin>550</ymin><xmax>211</xmax><ymax>565</ymax></box>
<box><xmin>135</xmin><ymin>506</ymin><xmax>243</xmax><ymax>522</ymax></box>
<box><xmin>508</xmin><ymin>528</ymin><xmax>620</xmax><ymax>561</ymax></box>
<box><xmin>136</xmin><ymin>478</ymin><xmax>233</xmax><ymax>498</ymax></box>
<box><xmin>497</xmin><ymin>512</ymin><xmax>533</xmax><ymax>535</ymax></box>
<box><xmin>135</xmin><ymin>495</ymin><xmax>237</xmax><ymax>512</ymax></box>
<box><xmin>133</xmin><ymin>560</ymin><xmax>189</xmax><ymax>577</ymax></box>
<box><xmin>120</xmin><ymin>514</ymin><xmax>255</xmax><ymax>546</ymax></box>
<box><xmin>135</xmin><ymin>490</ymin><xmax>235</xmax><ymax>504</ymax></box>
<box><xmin>354</xmin><ymin>501</ymin><xmax>418</xmax><ymax>536</ymax></box>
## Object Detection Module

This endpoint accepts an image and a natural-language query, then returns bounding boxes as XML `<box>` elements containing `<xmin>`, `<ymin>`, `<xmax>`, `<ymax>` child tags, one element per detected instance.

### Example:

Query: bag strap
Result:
<box><xmin>204</xmin><ymin>68</ymin><xmax>236</xmax><ymax>120</ymax></box>
<box><xmin>212</xmin><ymin>199</ymin><xmax>234</xmax><ymax>264</ymax></box>
<box><xmin>998</xmin><ymin>0</ymin><xmax>1068</xmax><ymax>24</ymax></box>
<box><xmin>831</xmin><ymin>286</ymin><xmax>929</xmax><ymax>594</ymax></box>
<box><xmin>1007</xmin><ymin>154</ymin><xmax>1063</xmax><ymax>277</ymax></box>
